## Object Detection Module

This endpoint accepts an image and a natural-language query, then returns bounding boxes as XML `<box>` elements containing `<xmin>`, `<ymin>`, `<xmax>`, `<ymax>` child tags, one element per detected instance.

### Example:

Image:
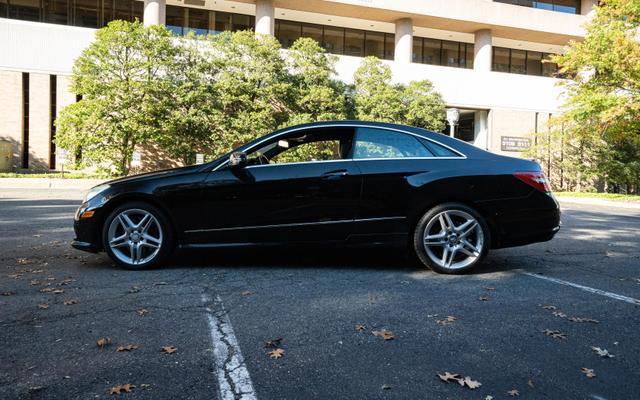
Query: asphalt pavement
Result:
<box><xmin>1</xmin><ymin>188</ymin><xmax>639</xmax><ymax>400</ymax></box>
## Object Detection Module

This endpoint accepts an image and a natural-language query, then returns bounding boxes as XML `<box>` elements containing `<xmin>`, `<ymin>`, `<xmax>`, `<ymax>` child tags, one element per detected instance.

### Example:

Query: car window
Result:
<box><xmin>352</xmin><ymin>128</ymin><xmax>434</xmax><ymax>159</ymax></box>
<box><xmin>246</xmin><ymin>127</ymin><xmax>354</xmax><ymax>166</ymax></box>
<box><xmin>418</xmin><ymin>138</ymin><xmax>461</xmax><ymax>157</ymax></box>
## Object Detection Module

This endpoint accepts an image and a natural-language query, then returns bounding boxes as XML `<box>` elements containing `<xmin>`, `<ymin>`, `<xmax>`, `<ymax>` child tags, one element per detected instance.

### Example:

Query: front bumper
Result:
<box><xmin>71</xmin><ymin>240</ymin><xmax>99</xmax><ymax>253</ymax></box>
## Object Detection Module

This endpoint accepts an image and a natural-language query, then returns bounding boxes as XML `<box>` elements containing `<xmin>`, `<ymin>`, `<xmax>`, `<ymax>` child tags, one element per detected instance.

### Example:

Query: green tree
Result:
<box><xmin>402</xmin><ymin>80</ymin><xmax>446</xmax><ymax>131</ymax></box>
<box><xmin>56</xmin><ymin>20</ymin><xmax>177</xmax><ymax>176</ymax></box>
<box><xmin>531</xmin><ymin>0</ymin><xmax>640</xmax><ymax>192</ymax></box>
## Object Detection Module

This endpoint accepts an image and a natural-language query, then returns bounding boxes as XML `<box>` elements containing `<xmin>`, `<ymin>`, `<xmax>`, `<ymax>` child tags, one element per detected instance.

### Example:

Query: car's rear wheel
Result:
<box><xmin>102</xmin><ymin>202</ymin><xmax>173</xmax><ymax>270</ymax></box>
<box><xmin>413</xmin><ymin>203</ymin><xmax>490</xmax><ymax>274</ymax></box>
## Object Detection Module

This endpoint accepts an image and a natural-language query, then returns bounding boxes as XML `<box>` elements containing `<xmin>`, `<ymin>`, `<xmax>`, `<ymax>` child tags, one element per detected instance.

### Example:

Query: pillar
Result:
<box><xmin>581</xmin><ymin>0</ymin><xmax>598</xmax><ymax>15</ymax></box>
<box><xmin>394</xmin><ymin>18</ymin><xmax>413</xmax><ymax>64</ymax></box>
<box><xmin>474</xmin><ymin>110</ymin><xmax>489</xmax><ymax>150</ymax></box>
<box><xmin>255</xmin><ymin>0</ymin><xmax>275</xmax><ymax>36</ymax></box>
<box><xmin>473</xmin><ymin>29</ymin><xmax>492</xmax><ymax>72</ymax></box>
<box><xmin>143</xmin><ymin>0</ymin><xmax>166</xmax><ymax>26</ymax></box>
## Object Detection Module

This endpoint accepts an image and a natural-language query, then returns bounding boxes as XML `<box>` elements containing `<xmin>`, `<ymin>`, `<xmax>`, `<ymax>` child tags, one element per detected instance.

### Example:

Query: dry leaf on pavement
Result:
<box><xmin>542</xmin><ymin>305</ymin><xmax>557</xmax><ymax>310</ymax></box>
<box><xmin>581</xmin><ymin>368</ymin><xmax>596</xmax><ymax>378</ymax></box>
<box><xmin>437</xmin><ymin>372</ymin><xmax>460</xmax><ymax>382</ymax></box>
<box><xmin>241</xmin><ymin>290</ymin><xmax>254</xmax><ymax>296</ymax></box>
<box><xmin>110</xmin><ymin>384</ymin><xmax>135</xmax><ymax>395</ymax></box>
<box><xmin>116</xmin><ymin>344</ymin><xmax>139</xmax><ymax>352</ymax></box>
<box><xmin>507</xmin><ymin>389</ymin><xmax>520</xmax><ymax>396</ymax></box>
<box><xmin>437</xmin><ymin>372</ymin><xmax>481</xmax><ymax>389</ymax></box>
<box><xmin>478</xmin><ymin>296</ymin><xmax>489</xmax><ymax>301</ymax></box>
<box><xmin>264</xmin><ymin>338</ymin><xmax>282</xmax><ymax>348</ymax></box>
<box><xmin>96</xmin><ymin>337</ymin><xmax>112</xmax><ymax>348</ymax></box>
<box><xmin>552</xmin><ymin>311</ymin><xmax>567</xmax><ymax>318</ymax></box>
<box><xmin>591</xmin><ymin>347</ymin><xmax>614</xmax><ymax>358</ymax></box>
<box><xmin>462</xmin><ymin>376</ymin><xmax>482</xmax><ymax>389</ymax></box>
<box><xmin>137</xmin><ymin>309</ymin><xmax>149</xmax><ymax>316</ymax></box>
<box><xmin>527</xmin><ymin>379</ymin><xmax>534</xmax><ymax>388</ymax></box>
<box><xmin>161</xmin><ymin>346</ymin><xmax>177</xmax><ymax>354</ymax></box>
<box><xmin>484</xmin><ymin>286</ymin><xmax>496</xmax><ymax>291</ymax></box>
<box><xmin>372</xmin><ymin>329</ymin><xmax>395</xmax><ymax>340</ymax></box>
<box><xmin>542</xmin><ymin>329</ymin><xmax>567</xmax><ymax>340</ymax></box>
<box><xmin>268</xmin><ymin>348</ymin><xmax>284</xmax><ymax>359</ymax></box>
<box><xmin>1</xmin><ymin>291</ymin><xmax>16</xmax><ymax>296</ymax></box>
<box><xmin>38</xmin><ymin>303</ymin><xmax>49</xmax><ymax>309</ymax></box>
<box><xmin>355</xmin><ymin>324</ymin><xmax>366</xmax><ymax>332</ymax></box>
<box><xmin>436</xmin><ymin>316</ymin><xmax>456</xmax><ymax>325</ymax></box>
<box><xmin>63</xmin><ymin>299</ymin><xmax>78</xmax><ymax>305</ymax></box>
<box><xmin>569</xmin><ymin>317</ymin><xmax>599</xmax><ymax>323</ymax></box>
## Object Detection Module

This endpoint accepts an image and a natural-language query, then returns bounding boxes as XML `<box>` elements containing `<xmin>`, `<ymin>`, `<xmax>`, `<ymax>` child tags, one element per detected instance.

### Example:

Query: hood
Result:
<box><xmin>104</xmin><ymin>164</ymin><xmax>204</xmax><ymax>186</ymax></box>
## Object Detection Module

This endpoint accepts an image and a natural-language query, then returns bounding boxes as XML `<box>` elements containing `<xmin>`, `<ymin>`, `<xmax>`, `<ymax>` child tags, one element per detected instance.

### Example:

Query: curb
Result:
<box><xmin>557</xmin><ymin>196</ymin><xmax>640</xmax><ymax>210</ymax></box>
<box><xmin>0</xmin><ymin>178</ymin><xmax>107</xmax><ymax>190</ymax></box>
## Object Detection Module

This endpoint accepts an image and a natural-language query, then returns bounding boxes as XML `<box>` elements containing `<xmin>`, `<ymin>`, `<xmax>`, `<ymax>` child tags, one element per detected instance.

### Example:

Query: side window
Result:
<box><xmin>352</xmin><ymin>128</ymin><xmax>434</xmax><ymax>159</ymax></box>
<box><xmin>418</xmin><ymin>138</ymin><xmax>462</xmax><ymax>158</ymax></box>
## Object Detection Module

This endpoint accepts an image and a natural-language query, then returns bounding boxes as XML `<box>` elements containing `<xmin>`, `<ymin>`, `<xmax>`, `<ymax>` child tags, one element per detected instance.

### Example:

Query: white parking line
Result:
<box><xmin>202</xmin><ymin>294</ymin><xmax>258</xmax><ymax>400</ymax></box>
<box><xmin>523</xmin><ymin>272</ymin><xmax>640</xmax><ymax>305</ymax></box>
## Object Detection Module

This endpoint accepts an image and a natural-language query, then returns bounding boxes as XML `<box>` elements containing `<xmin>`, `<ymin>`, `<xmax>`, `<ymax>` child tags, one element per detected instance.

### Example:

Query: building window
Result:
<box><xmin>166</xmin><ymin>5</ymin><xmax>185</xmax><ymax>35</ymax></box>
<box><xmin>492</xmin><ymin>46</ymin><xmax>559</xmax><ymax>76</ymax></box>
<box><xmin>49</xmin><ymin>75</ymin><xmax>57</xmax><ymax>169</ymax></box>
<box><xmin>301</xmin><ymin>23</ymin><xmax>322</xmax><ymax>44</ymax></box>
<box><xmin>8</xmin><ymin>0</ymin><xmax>41</xmax><ymax>21</ymax></box>
<box><xmin>276</xmin><ymin>20</ymin><xmax>301</xmax><ymax>48</ymax></box>
<box><xmin>413</xmin><ymin>37</ymin><xmax>473</xmax><ymax>69</ymax></box>
<box><xmin>22</xmin><ymin>72</ymin><xmax>29</xmax><ymax>169</ymax></box>
<box><xmin>74</xmin><ymin>0</ymin><xmax>100</xmax><ymax>28</ymax></box>
<box><xmin>364</xmin><ymin>31</ymin><xmax>384</xmax><ymax>59</ymax></box>
<box><xmin>322</xmin><ymin>26</ymin><xmax>344</xmax><ymax>54</ymax></box>
<box><xmin>344</xmin><ymin>29</ymin><xmax>364</xmax><ymax>57</ymax></box>
<box><xmin>43</xmin><ymin>0</ymin><xmax>69</xmax><ymax>25</ymax></box>
<box><xmin>494</xmin><ymin>0</ymin><xmax>580</xmax><ymax>14</ymax></box>
<box><xmin>186</xmin><ymin>7</ymin><xmax>209</xmax><ymax>36</ymax></box>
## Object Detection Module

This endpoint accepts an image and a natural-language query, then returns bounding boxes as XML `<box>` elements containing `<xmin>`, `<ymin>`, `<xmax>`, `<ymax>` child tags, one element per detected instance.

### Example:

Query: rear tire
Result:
<box><xmin>413</xmin><ymin>203</ymin><xmax>490</xmax><ymax>274</ymax></box>
<box><xmin>102</xmin><ymin>202</ymin><xmax>173</xmax><ymax>270</ymax></box>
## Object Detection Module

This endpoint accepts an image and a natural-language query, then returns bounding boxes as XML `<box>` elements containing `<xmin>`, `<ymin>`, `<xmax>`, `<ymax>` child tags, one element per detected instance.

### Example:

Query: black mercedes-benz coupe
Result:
<box><xmin>72</xmin><ymin>121</ymin><xmax>560</xmax><ymax>273</ymax></box>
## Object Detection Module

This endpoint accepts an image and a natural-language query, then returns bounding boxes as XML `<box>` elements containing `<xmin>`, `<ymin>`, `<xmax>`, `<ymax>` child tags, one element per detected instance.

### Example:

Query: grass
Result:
<box><xmin>555</xmin><ymin>191</ymin><xmax>640</xmax><ymax>202</ymax></box>
<box><xmin>0</xmin><ymin>172</ymin><xmax>111</xmax><ymax>179</ymax></box>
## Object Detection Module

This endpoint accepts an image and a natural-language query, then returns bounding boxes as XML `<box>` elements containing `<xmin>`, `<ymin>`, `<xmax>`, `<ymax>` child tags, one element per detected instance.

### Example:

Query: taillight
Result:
<box><xmin>514</xmin><ymin>171</ymin><xmax>551</xmax><ymax>192</ymax></box>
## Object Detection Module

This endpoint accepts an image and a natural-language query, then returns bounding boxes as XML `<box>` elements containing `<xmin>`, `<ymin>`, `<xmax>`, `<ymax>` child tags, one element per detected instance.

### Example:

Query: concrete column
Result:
<box><xmin>255</xmin><ymin>0</ymin><xmax>275</xmax><ymax>36</ymax></box>
<box><xmin>394</xmin><ymin>18</ymin><xmax>413</xmax><ymax>64</ymax></box>
<box><xmin>473</xmin><ymin>29</ymin><xmax>492</xmax><ymax>72</ymax></box>
<box><xmin>474</xmin><ymin>110</ymin><xmax>489</xmax><ymax>150</ymax></box>
<box><xmin>581</xmin><ymin>0</ymin><xmax>599</xmax><ymax>15</ymax></box>
<box><xmin>143</xmin><ymin>0</ymin><xmax>166</xmax><ymax>26</ymax></box>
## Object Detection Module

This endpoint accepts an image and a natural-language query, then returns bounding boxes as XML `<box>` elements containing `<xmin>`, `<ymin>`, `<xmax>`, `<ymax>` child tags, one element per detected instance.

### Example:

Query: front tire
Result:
<box><xmin>102</xmin><ymin>202</ymin><xmax>173</xmax><ymax>270</ymax></box>
<box><xmin>413</xmin><ymin>203</ymin><xmax>490</xmax><ymax>274</ymax></box>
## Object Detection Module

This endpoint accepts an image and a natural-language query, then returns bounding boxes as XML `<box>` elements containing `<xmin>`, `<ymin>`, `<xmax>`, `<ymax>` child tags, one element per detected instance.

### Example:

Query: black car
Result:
<box><xmin>72</xmin><ymin>121</ymin><xmax>560</xmax><ymax>274</ymax></box>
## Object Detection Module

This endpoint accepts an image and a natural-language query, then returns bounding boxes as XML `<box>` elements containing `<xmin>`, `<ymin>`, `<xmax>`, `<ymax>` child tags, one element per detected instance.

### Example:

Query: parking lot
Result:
<box><xmin>1</xmin><ymin>187</ymin><xmax>639</xmax><ymax>400</ymax></box>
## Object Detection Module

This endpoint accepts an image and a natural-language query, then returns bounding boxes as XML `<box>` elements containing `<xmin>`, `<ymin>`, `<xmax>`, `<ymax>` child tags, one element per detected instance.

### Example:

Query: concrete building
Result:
<box><xmin>0</xmin><ymin>0</ymin><xmax>598</xmax><ymax>171</ymax></box>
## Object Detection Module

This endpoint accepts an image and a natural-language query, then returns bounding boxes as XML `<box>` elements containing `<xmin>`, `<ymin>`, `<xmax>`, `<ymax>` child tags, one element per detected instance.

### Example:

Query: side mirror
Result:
<box><xmin>229</xmin><ymin>152</ymin><xmax>248</xmax><ymax>169</ymax></box>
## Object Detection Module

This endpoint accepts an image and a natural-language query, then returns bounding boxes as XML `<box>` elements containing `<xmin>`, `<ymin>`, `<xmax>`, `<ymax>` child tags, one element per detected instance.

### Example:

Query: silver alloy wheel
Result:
<box><xmin>107</xmin><ymin>208</ymin><xmax>163</xmax><ymax>266</ymax></box>
<box><xmin>423</xmin><ymin>210</ymin><xmax>484</xmax><ymax>270</ymax></box>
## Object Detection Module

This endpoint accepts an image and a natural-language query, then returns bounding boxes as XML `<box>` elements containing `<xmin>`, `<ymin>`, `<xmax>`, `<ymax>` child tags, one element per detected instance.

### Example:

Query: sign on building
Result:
<box><xmin>195</xmin><ymin>153</ymin><xmax>204</xmax><ymax>165</ymax></box>
<box><xmin>501</xmin><ymin>136</ymin><xmax>531</xmax><ymax>152</ymax></box>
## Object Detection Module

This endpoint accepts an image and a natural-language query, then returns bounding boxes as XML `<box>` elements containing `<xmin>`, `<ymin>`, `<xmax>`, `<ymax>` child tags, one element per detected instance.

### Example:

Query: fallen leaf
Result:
<box><xmin>372</xmin><ymin>329</ymin><xmax>395</xmax><ymax>340</ymax></box>
<box><xmin>128</xmin><ymin>286</ymin><xmax>141</xmax><ymax>294</ymax></box>
<box><xmin>355</xmin><ymin>324</ymin><xmax>366</xmax><ymax>332</ymax></box>
<box><xmin>436</xmin><ymin>315</ymin><xmax>456</xmax><ymax>325</ymax></box>
<box><xmin>58</xmin><ymin>278</ymin><xmax>75</xmax><ymax>286</ymax></box>
<box><xmin>30</xmin><ymin>279</ymin><xmax>41</xmax><ymax>286</ymax></box>
<box><xmin>381</xmin><ymin>384</ymin><xmax>391</xmax><ymax>390</ymax></box>
<box><xmin>7</xmin><ymin>273</ymin><xmax>21</xmax><ymax>279</ymax></box>
<box><xmin>116</xmin><ymin>344</ymin><xmax>138</xmax><ymax>352</ymax></box>
<box><xmin>528</xmin><ymin>379</ymin><xmax>534</xmax><ymax>388</ymax></box>
<box><xmin>484</xmin><ymin>396</ymin><xmax>494</xmax><ymax>400</ymax></box>
<box><xmin>462</xmin><ymin>376</ymin><xmax>482</xmax><ymax>389</ymax></box>
<box><xmin>63</xmin><ymin>299</ymin><xmax>79</xmax><ymax>305</ymax></box>
<box><xmin>542</xmin><ymin>305</ymin><xmax>557</xmax><ymax>310</ymax></box>
<box><xmin>52</xmin><ymin>289</ymin><xmax>64</xmax><ymax>294</ymax></box>
<box><xmin>581</xmin><ymin>368</ymin><xmax>596</xmax><ymax>378</ymax></box>
<box><xmin>268</xmin><ymin>348</ymin><xmax>284</xmax><ymax>359</ymax></box>
<box><xmin>33</xmin><ymin>234</ymin><xmax>41</xmax><ymax>237</ymax></box>
<box><xmin>264</xmin><ymin>338</ymin><xmax>282</xmax><ymax>348</ymax></box>
<box><xmin>17</xmin><ymin>258</ymin><xmax>31</xmax><ymax>265</ymax></box>
<box><xmin>543</xmin><ymin>329</ymin><xmax>567</xmax><ymax>340</ymax></box>
<box><xmin>552</xmin><ymin>311</ymin><xmax>567</xmax><ymax>318</ymax></box>
<box><xmin>96</xmin><ymin>337</ymin><xmax>112</xmax><ymax>348</ymax></box>
<box><xmin>241</xmin><ymin>290</ymin><xmax>254</xmax><ymax>296</ymax></box>
<box><xmin>507</xmin><ymin>389</ymin><xmax>520</xmax><ymax>396</ymax></box>
<box><xmin>137</xmin><ymin>309</ymin><xmax>149</xmax><ymax>316</ymax></box>
<box><xmin>161</xmin><ymin>346</ymin><xmax>177</xmax><ymax>354</ymax></box>
<box><xmin>569</xmin><ymin>317</ymin><xmax>599</xmax><ymax>324</ymax></box>
<box><xmin>591</xmin><ymin>346</ymin><xmax>614</xmax><ymax>358</ymax></box>
<box><xmin>40</xmin><ymin>288</ymin><xmax>54</xmax><ymax>293</ymax></box>
<box><xmin>30</xmin><ymin>269</ymin><xmax>44</xmax><ymax>274</ymax></box>
<box><xmin>38</xmin><ymin>303</ymin><xmax>49</xmax><ymax>309</ymax></box>
<box><xmin>1</xmin><ymin>291</ymin><xmax>15</xmax><ymax>296</ymax></box>
<box><xmin>110</xmin><ymin>384</ymin><xmax>135</xmax><ymax>395</ymax></box>
<box><xmin>478</xmin><ymin>296</ymin><xmax>489</xmax><ymax>301</ymax></box>
<box><xmin>484</xmin><ymin>286</ymin><xmax>496</xmax><ymax>291</ymax></box>
<box><xmin>437</xmin><ymin>372</ymin><xmax>460</xmax><ymax>382</ymax></box>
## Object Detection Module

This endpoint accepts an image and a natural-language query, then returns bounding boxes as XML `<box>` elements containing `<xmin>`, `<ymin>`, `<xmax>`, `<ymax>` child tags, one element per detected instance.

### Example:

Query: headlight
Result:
<box><xmin>83</xmin><ymin>184</ymin><xmax>109</xmax><ymax>203</ymax></box>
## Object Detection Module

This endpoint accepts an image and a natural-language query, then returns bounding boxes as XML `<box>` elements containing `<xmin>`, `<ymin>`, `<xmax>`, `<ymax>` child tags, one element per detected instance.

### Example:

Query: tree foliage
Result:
<box><xmin>528</xmin><ymin>0</ymin><xmax>640</xmax><ymax>192</ymax></box>
<box><xmin>57</xmin><ymin>23</ymin><xmax>447</xmax><ymax>176</ymax></box>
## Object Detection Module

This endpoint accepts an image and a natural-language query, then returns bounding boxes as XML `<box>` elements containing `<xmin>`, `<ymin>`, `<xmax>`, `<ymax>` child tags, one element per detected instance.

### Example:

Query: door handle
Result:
<box><xmin>321</xmin><ymin>170</ymin><xmax>349</xmax><ymax>180</ymax></box>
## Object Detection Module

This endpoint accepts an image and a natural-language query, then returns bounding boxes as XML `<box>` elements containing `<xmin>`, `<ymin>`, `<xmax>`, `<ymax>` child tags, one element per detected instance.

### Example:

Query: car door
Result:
<box><xmin>187</xmin><ymin>126</ymin><xmax>362</xmax><ymax>245</ymax></box>
<box><xmin>350</xmin><ymin>126</ymin><xmax>441</xmax><ymax>237</ymax></box>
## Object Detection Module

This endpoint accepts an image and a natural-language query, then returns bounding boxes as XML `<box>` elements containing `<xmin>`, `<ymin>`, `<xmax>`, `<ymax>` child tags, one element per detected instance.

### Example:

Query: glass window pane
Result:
<box><xmin>493</xmin><ymin>47</ymin><xmax>510</xmax><ymax>72</ymax></box>
<box><xmin>231</xmin><ymin>13</ymin><xmax>252</xmax><ymax>31</ymax></box>
<box><xmin>74</xmin><ymin>0</ymin><xmax>100</xmax><ymax>28</ymax></box>
<box><xmin>344</xmin><ymin>29</ymin><xmax>364</xmax><ymax>57</ymax></box>
<box><xmin>465</xmin><ymin>43</ymin><xmax>474</xmax><ymax>68</ymax></box>
<box><xmin>364</xmin><ymin>31</ymin><xmax>384</xmax><ymax>58</ymax></box>
<box><xmin>187</xmin><ymin>8</ymin><xmax>209</xmax><ymax>35</ymax></box>
<box><xmin>166</xmin><ymin>5</ymin><xmax>184</xmax><ymax>35</ymax></box>
<box><xmin>301</xmin><ymin>24</ymin><xmax>322</xmax><ymax>44</ymax></box>
<box><xmin>441</xmin><ymin>41</ymin><xmax>460</xmax><ymax>67</ymax></box>
<box><xmin>276</xmin><ymin>20</ymin><xmax>300</xmax><ymax>48</ymax></box>
<box><xmin>542</xmin><ymin>53</ymin><xmax>558</xmax><ymax>77</ymax></box>
<box><xmin>1</xmin><ymin>0</ymin><xmax>7</xmax><ymax>18</ymax></box>
<box><xmin>214</xmin><ymin>11</ymin><xmax>231</xmax><ymax>33</ymax></box>
<box><xmin>534</xmin><ymin>1</ymin><xmax>554</xmax><ymax>11</ymax></box>
<box><xmin>9</xmin><ymin>0</ymin><xmax>41</xmax><ymax>22</ymax></box>
<box><xmin>510</xmin><ymin>49</ymin><xmax>526</xmax><ymax>74</ymax></box>
<box><xmin>412</xmin><ymin>37</ymin><xmax>423</xmax><ymax>63</ymax></box>
<box><xmin>43</xmin><ymin>0</ymin><xmax>68</xmax><ymax>24</ymax></box>
<box><xmin>419</xmin><ymin>138</ymin><xmax>459</xmax><ymax>157</ymax></box>
<box><xmin>322</xmin><ymin>26</ymin><xmax>343</xmax><ymax>54</ymax></box>
<box><xmin>132</xmin><ymin>0</ymin><xmax>142</xmax><ymax>22</ymax></box>
<box><xmin>423</xmin><ymin>38</ymin><xmax>441</xmax><ymax>65</ymax></box>
<box><xmin>553</xmin><ymin>0</ymin><xmax>579</xmax><ymax>14</ymax></box>
<box><xmin>113</xmin><ymin>0</ymin><xmax>133</xmax><ymax>22</ymax></box>
<box><xmin>353</xmin><ymin>128</ymin><xmax>432</xmax><ymax>159</ymax></box>
<box><xmin>526</xmin><ymin>51</ymin><xmax>542</xmax><ymax>75</ymax></box>
<box><xmin>384</xmin><ymin>33</ymin><xmax>394</xmax><ymax>60</ymax></box>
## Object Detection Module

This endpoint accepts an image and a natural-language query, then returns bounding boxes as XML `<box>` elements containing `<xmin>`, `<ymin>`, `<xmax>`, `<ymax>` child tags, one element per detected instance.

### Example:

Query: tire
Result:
<box><xmin>413</xmin><ymin>203</ymin><xmax>490</xmax><ymax>274</ymax></box>
<box><xmin>102</xmin><ymin>201</ymin><xmax>173</xmax><ymax>270</ymax></box>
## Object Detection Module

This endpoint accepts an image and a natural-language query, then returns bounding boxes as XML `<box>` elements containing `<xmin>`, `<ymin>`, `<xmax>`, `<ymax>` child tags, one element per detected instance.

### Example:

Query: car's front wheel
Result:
<box><xmin>102</xmin><ymin>202</ymin><xmax>173</xmax><ymax>269</ymax></box>
<box><xmin>413</xmin><ymin>203</ymin><xmax>490</xmax><ymax>274</ymax></box>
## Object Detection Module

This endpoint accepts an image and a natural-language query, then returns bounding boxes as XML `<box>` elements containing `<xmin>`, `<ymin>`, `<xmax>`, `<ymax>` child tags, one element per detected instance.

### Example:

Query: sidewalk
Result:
<box><xmin>557</xmin><ymin>196</ymin><xmax>640</xmax><ymax>210</ymax></box>
<box><xmin>0</xmin><ymin>178</ymin><xmax>106</xmax><ymax>190</ymax></box>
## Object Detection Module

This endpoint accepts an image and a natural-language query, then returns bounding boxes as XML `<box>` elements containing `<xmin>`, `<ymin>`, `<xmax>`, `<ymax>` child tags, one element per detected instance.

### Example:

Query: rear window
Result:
<box><xmin>418</xmin><ymin>138</ymin><xmax>462</xmax><ymax>157</ymax></box>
